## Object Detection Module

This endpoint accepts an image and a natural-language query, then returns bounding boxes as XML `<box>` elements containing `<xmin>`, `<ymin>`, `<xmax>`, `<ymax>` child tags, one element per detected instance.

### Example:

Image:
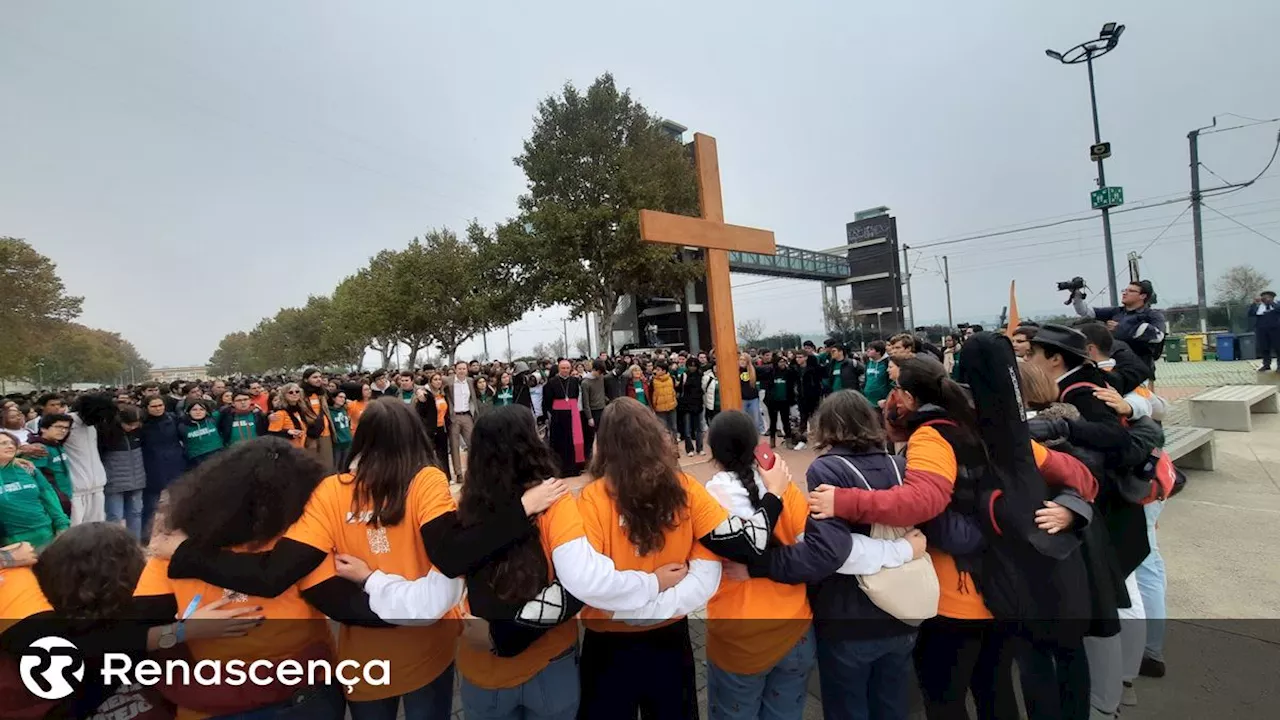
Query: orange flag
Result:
<box><xmin>1006</xmin><ymin>280</ymin><xmax>1020</xmax><ymax>337</ymax></box>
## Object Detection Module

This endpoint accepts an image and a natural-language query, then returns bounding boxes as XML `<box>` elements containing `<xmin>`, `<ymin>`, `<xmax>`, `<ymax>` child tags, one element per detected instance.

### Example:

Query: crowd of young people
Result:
<box><xmin>0</xmin><ymin>319</ymin><xmax>1173</xmax><ymax>720</ymax></box>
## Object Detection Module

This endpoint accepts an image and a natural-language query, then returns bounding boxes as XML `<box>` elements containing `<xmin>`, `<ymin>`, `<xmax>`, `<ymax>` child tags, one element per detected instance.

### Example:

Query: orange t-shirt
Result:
<box><xmin>909</xmin><ymin>425</ymin><xmax>993</xmax><ymax>621</ymax></box>
<box><xmin>0</xmin><ymin>568</ymin><xmax>56</xmax><ymax>717</ymax></box>
<box><xmin>705</xmin><ymin>482</ymin><xmax>812</xmax><ymax>675</ymax></box>
<box><xmin>250</xmin><ymin>393</ymin><xmax>271</xmax><ymax>415</ymax></box>
<box><xmin>433</xmin><ymin>395</ymin><xmax>447</xmax><ymax>428</ymax></box>
<box><xmin>267</xmin><ymin>411</ymin><xmax>306</xmax><ymax>449</ymax></box>
<box><xmin>0</xmin><ymin>567</ymin><xmax>53</xmax><ymax>630</ymax></box>
<box><xmin>578</xmin><ymin>473</ymin><xmax>727</xmax><ymax>633</ymax></box>
<box><xmin>133</xmin><ymin>548</ymin><xmax>335</xmax><ymax>720</ymax></box>
<box><xmin>347</xmin><ymin>400</ymin><xmax>366</xmax><ymax>435</ymax></box>
<box><xmin>307</xmin><ymin>395</ymin><xmax>330</xmax><ymax>437</ymax></box>
<box><xmin>282</xmin><ymin>467</ymin><xmax>459</xmax><ymax>701</ymax></box>
<box><xmin>457</xmin><ymin>494</ymin><xmax>584</xmax><ymax>689</ymax></box>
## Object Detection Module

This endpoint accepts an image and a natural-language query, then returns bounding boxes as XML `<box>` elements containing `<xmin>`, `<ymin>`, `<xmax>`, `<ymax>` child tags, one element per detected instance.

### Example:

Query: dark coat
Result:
<box><xmin>138</xmin><ymin>412</ymin><xmax>186</xmax><ymax>493</ymax></box>
<box><xmin>676</xmin><ymin>369</ymin><xmax>705</xmax><ymax>411</ymax></box>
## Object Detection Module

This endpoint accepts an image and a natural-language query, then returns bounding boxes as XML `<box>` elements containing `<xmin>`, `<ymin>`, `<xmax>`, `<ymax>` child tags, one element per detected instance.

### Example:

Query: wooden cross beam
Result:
<box><xmin>639</xmin><ymin>133</ymin><xmax>776</xmax><ymax>411</ymax></box>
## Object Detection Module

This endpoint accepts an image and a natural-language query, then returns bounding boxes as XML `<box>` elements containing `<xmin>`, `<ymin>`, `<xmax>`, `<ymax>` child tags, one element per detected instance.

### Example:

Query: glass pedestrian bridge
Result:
<box><xmin>728</xmin><ymin>244</ymin><xmax>850</xmax><ymax>281</ymax></box>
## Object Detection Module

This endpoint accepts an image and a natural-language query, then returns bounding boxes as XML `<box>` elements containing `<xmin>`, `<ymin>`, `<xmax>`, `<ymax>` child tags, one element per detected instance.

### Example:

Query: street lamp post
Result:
<box><xmin>1046</xmin><ymin>22</ymin><xmax>1126</xmax><ymax>306</ymax></box>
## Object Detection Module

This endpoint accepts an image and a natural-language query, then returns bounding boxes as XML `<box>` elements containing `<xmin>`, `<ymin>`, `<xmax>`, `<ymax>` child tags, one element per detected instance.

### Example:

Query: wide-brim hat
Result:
<box><xmin>1030</xmin><ymin>323</ymin><xmax>1091</xmax><ymax>360</ymax></box>
<box><xmin>1263</xmin><ymin>290</ymin><xmax>1277</xmax><ymax>298</ymax></box>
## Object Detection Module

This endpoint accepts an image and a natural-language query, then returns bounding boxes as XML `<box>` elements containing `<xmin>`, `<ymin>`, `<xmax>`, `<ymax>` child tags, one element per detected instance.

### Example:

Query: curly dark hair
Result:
<box><xmin>706</xmin><ymin>411</ymin><xmax>765</xmax><ymax>510</ymax></box>
<box><xmin>459</xmin><ymin>405</ymin><xmax>559</xmax><ymax>602</ymax></box>
<box><xmin>164</xmin><ymin>437</ymin><xmax>328</xmax><ymax>550</ymax></box>
<box><xmin>72</xmin><ymin>393</ymin><xmax>118</xmax><ymax>428</ymax></box>
<box><xmin>588</xmin><ymin>397</ymin><xmax>687</xmax><ymax>556</ymax></box>
<box><xmin>809</xmin><ymin>390</ymin><xmax>886</xmax><ymax>452</ymax></box>
<box><xmin>34</xmin><ymin>523</ymin><xmax>145</xmax><ymax>620</ymax></box>
<box><xmin>344</xmin><ymin>397</ymin><xmax>436</xmax><ymax>527</ymax></box>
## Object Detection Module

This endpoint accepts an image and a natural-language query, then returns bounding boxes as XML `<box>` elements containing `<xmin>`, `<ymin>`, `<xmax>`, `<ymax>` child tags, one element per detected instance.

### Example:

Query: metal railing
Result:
<box><xmin>728</xmin><ymin>244</ymin><xmax>849</xmax><ymax>281</ymax></box>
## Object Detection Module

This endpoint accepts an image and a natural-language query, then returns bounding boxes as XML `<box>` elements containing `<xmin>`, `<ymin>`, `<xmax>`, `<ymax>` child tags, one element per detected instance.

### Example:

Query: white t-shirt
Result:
<box><xmin>3</xmin><ymin>427</ymin><xmax>30</xmax><ymax>445</ymax></box>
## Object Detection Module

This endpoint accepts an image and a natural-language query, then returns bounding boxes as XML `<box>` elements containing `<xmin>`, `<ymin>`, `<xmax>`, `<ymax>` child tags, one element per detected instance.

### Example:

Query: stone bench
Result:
<box><xmin>1163</xmin><ymin>426</ymin><xmax>1216</xmax><ymax>470</ymax></box>
<box><xmin>1188</xmin><ymin>385</ymin><xmax>1279</xmax><ymax>432</ymax></box>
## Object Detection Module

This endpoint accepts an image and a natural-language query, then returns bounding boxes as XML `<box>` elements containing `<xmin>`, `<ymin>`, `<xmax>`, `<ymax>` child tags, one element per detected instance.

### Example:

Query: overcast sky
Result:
<box><xmin>3</xmin><ymin>1</ymin><xmax>1279</xmax><ymax>368</ymax></box>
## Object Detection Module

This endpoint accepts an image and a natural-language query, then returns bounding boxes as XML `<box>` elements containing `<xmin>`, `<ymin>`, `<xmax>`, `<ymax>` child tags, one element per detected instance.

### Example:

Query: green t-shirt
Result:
<box><xmin>184</xmin><ymin>418</ymin><xmax>224</xmax><ymax>459</ymax></box>
<box><xmin>633</xmin><ymin>380</ymin><xmax>648</xmax><ymax>406</ymax></box>
<box><xmin>863</xmin><ymin>357</ymin><xmax>891</xmax><ymax>405</ymax></box>
<box><xmin>30</xmin><ymin>444</ymin><xmax>72</xmax><ymax>499</ymax></box>
<box><xmin>830</xmin><ymin>360</ymin><xmax>846</xmax><ymax>392</ymax></box>
<box><xmin>0</xmin><ymin>462</ymin><xmax>69</xmax><ymax>549</ymax></box>
<box><xmin>400</xmin><ymin>390</ymin><xmax>416</xmax><ymax>404</ymax></box>
<box><xmin>495</xmin><ymin>388</ymin><xmax>514</xmax><ymax>406</ymax></box>
<box><xmin>331</xmin><ymin>406</ymin><xmax>352</xmax><ymax>447</ymax></box>
<box><xmin>772</xmin><ymin>376</ymin><xmax>789</xmax><ymax>402</ymax></box>
<box><xmin>226</xmin><ymin>412</ymin><xmax>260</xmax><ymax>445</ymax></box>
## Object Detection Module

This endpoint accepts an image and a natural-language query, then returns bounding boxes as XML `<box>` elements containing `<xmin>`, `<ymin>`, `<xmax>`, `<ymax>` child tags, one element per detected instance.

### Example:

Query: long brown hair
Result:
<box><xmin>588</xmin><ymin>397</ymin><xmax>687</xmax><ymax>555</ymax></box>
<box><xmin>344</xmin><ymin>397</ymin><xmax>436</xmax><ymax>526</ymax></box>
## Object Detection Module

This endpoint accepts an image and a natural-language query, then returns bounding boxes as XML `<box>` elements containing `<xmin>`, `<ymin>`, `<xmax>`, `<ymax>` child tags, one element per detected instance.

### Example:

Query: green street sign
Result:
<box><xmin>1091</xmin><ymin>186</ymin><xmax>1124</xmax><ymax>210</ymax></box>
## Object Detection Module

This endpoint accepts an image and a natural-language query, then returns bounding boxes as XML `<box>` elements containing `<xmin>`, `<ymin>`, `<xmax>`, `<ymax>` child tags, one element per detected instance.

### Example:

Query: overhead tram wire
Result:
<box><xmin>1201</xmin><ymin>203</ymin><xmax>1280</xmax><ymax>247</ymax></box>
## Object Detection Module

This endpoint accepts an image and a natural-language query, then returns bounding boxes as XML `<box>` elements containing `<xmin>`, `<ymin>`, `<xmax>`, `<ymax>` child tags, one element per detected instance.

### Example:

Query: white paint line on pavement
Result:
<box><xmin>1179</xmin><ymin>499</ymin><xmax>1280</xmax><ymax>515</ymax></box>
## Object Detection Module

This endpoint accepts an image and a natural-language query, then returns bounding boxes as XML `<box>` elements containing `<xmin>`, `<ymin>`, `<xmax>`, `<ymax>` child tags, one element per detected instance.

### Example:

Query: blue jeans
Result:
<box><xmin>708</xmin><ymin>627</ymin><xmax>815</xmax><ymax>720</ymax></box>
<box><xmin>459</xmin><ymin>647</ymin><xmax>578</xmax><ymax>720</ymax></box>
<box><xmin>211</xmin><ymin>684</ymin><xmax>344</xmax><ymax>720</ymax></box>
<box><xmin>1136</xmin><ymin>501</ymin><xmax>1166</xmax><ymax>661</ymax></box>
<box><xmin>743</xmin><ymin>397</ymin><xmax>764</xmax><ymax>433</ymax></box>
<box><xmin>105</xmin><ymin>489</ymin><xmax>144</xmax><ymax>540</ymax></box>
<box><xmin>656</xmin><ymin>410</ymin><xmax>678</xmax><ymax>440</ymax></box>
<box><xmin>347</xmin><ymin>664</ymin><xmax>454</xmax><ymax>720</ymax></box>
<box><xmin>816</xmin><ymin>631</ymin><xmax>916</xmax><ymax>720</ymax></box>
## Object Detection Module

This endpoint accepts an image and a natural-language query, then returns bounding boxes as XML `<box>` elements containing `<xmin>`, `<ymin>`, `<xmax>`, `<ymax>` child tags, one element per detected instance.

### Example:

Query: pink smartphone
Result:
<box><xmin>754</xmin><ymin>443</ymin><xmax>776</xmax><ymax>471</ymax></box>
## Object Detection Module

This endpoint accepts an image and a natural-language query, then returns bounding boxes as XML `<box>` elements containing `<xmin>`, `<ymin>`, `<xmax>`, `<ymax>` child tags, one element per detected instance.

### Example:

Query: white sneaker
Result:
<box><xmin>1121</xmin><ymin>682</ymin><xmax>1137</xmax><ymax>707</ymax></box>
<box><xmin>794</xmin><ymin>442</ymin><xmax>806</xmax><ymax>450</ymax></box>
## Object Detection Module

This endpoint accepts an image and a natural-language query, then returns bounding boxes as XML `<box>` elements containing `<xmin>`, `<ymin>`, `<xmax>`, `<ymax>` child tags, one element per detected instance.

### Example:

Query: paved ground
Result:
<box><xmin>433</xmin><ymin>359</ymin><xmax>1280</xmax><ymax>719</ymax></box>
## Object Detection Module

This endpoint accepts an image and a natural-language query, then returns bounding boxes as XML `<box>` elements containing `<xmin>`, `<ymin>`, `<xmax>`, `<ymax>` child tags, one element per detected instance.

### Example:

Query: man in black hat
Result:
<box><xmin>1073</xmin><ymin>279</ymin><xmax>1166</xmax><ymax>377</ymax></box>
<box><xmin>1247</xmin><ymin>290</ymin><xmax>1280</xmax><ymax>372</ymax></box>
<box><xmin>1025</xmin><ymin>325</ymin><xmax>1129</xmax><ymax>452</ymax></box>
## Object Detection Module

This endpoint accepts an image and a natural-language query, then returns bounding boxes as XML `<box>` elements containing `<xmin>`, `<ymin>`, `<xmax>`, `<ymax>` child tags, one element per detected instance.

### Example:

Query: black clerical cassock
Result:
<box><xmin>542</xmin><ymin>371</ymin><xmax>586</xmax><ymax>477</ymax></box>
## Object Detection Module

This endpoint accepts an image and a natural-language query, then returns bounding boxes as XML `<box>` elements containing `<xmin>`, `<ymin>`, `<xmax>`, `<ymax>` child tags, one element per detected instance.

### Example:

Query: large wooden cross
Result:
<box><xmin>639</xmin><ymin>133</ymin><xmax>776</xmax><ymax>410</ymax></box>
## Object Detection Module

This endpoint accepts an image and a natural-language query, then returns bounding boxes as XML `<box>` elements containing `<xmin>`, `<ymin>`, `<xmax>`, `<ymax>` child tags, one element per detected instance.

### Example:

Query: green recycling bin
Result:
<box><xmin>1164</xmin><ymin>336</ymin><xmax>1184</xmax><ymax>363</ymax></box>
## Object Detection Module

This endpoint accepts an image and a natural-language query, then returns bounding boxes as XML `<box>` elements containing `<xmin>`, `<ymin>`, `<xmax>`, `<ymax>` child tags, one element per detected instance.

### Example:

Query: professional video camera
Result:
<box><xmin>1057</xmin><ymin>276</ymin><xmax>1087</xmax><ymax>305</ymax></box>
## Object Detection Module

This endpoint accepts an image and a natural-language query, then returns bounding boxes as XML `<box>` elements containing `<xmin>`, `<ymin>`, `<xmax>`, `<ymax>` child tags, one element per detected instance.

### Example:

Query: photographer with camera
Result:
<box><xmin>1065</xmin><ymin>277</ymin><xmax>1166</xmax><ymax>377</ymax></box>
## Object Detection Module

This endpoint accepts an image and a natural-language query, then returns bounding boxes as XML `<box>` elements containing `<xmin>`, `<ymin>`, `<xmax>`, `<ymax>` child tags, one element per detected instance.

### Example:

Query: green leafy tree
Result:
<box><xmin>0</xmin><ymin>237</ymin><xmax>84</xmax><ymax>378</ymax></box>
<box><xmin>332</xmin><ymin>263</ymin><xmax>401</xmax><ymax>370</ymax></box>
<box><xmin>28</xmin><ymin>323</ymin><xmax>151</xmax><ymax>387</ymax></box>
<box><xmin>423</xmin><ymin>223</ymin><xmax>530</xmax><ymax>363</ymax></box>
<box><xmin>208</xmin><ymin>331</ymin><xmax>260</xmax><ymax>377</ymax></box>
<box><xmin>501</xmin><ymin>73</ymin><xmax>702</xmax><ymax>351</ymax></box>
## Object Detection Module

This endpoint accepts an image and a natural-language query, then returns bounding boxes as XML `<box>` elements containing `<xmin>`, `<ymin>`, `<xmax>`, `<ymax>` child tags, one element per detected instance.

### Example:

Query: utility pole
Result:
<box><xmin>1087</xmin><ymin>55</ymin><xmax>1119</xmax><ymax>306</ymax></box>
<box><xmin>563</xmin><ymin>318</ymin><xmax>569</xmax><ymax>359</ymax></box>
<box><xmin>482</xmin><ymin>331</ymin><xmax>489</xmax><ymax>361</ymax></box>
<box><xmin>1188</xmin><ymin>128</ymin><xmax>1208</xmax><ymax>333</ymax></box>
<box><xmin>584</xmin><ymin>313</ymin><xmax>592</xmax><ymax>357</ymax></box>
<box><xmin>902</xmin><ymin>244</ymin><xmax>915</xmax><ymax>332</ymax></box>
<box><xmin>942</xmin><ymin>255</ymin><xmax>954</xmax><ymax>328</ymax></box>
<box><xmin>505</xmin><ymin>325</ymin><xmax>512</xmax><ymax>360</ymax></box>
